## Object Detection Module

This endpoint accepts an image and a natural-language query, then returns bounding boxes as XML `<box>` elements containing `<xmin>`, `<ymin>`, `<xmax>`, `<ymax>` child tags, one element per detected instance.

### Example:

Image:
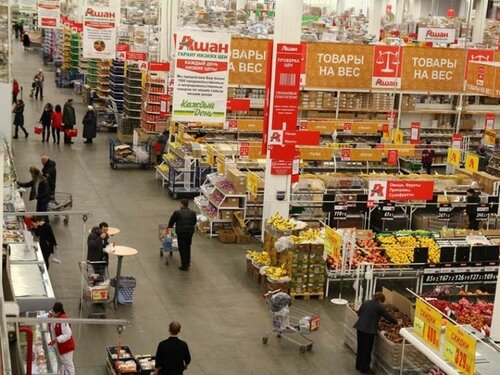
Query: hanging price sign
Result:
<box><xmin>247</xmin><ymin>171</ymin><xmax>259</xmax><ymax>198</ymax></box>
<box><xmin>216</xmin><ymin>152</ymin><xmax>226</xmax><ymax>175</ymax></box>
<box><xmin>332</xmin><ymin>203</ymin><xmax>348</xmax><ymax>220</ymax></box>
<box><xmin>414</xmin><ymin>299</ymin><xmax>442</xmax><ymax>351</ymax></box>
<box><xmin>324</xmin><ymin>226</ymin><xmax>342</xmax><ymax>262</ymax></box>
<box><xmin>444</xmin><ymin>321</ymin><xmax>476</xmax><ymax>375</ymax></box>
<box><xmin>438</xmin><ymin>204</ymin><xmax>453</xmax><ymax>220</ymax></box>
<box><xmin>206</xmin><ymin>146</ymin><xmax>216</xmax><ymax>167</ymax></box>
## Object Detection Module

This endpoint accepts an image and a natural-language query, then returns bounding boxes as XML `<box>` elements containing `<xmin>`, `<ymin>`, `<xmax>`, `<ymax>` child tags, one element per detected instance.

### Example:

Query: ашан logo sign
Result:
<box><xmin>179</xmin><ymin>36</ymin><xmax>229</xmax><ymax>53</ymax></box>
<box><xmin>85</xmin><ymin>7</ymin><xmax>115</xmax><ymax>18</ymax></box>
<box><xmin>426</xmin><ymin>29</ymin><xmax>450</xmax><ymax>38</ymax></box>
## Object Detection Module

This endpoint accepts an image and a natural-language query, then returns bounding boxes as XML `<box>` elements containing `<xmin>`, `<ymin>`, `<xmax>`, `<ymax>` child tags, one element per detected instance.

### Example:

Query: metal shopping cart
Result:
<box><xmin>159</xmin><ymin>224</ymin><xmax>178</xmax><ymax>265</ymax></box>
<box><xmin>262</xmin><ymin>290</ymin><xmax>320</xmax><ymax>353</ymax></box>
<box><xmin>47</xmin><ymin>192</ymin><xmax>73</xmax><ymax>223</ymax></box>
<box><xmin>78</xmin><ymin>261</ymin><xmax>110</xmax><ymax>318</ymax></box>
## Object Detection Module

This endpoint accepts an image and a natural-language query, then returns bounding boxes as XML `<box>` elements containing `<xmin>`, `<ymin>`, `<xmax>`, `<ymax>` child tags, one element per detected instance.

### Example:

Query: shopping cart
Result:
<box><xmin>159</xmin><ymin>224</ymin><xmax>178</xmax><ymax>265</ymax></box>
<box><xmin>262</xmin><ymin>290</ymin><xmax>320</xmax><ymax>353</ymax></box>
<box><xmin>47</xmin><ymin>192</ymin><xmax>73</xmax><ymax>223</ymax></box>
<box><xmin>78</xmin><ymin>261</ymin><xmax>110</xmax><ymax>318</ymax></box>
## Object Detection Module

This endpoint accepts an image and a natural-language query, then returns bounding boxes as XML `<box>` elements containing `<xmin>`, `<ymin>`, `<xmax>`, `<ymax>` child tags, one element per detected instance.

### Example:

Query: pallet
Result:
<box><xmin>290</xmin><ymin>292</ymin><xmax>324</xmax><ymax>300</ymax></box>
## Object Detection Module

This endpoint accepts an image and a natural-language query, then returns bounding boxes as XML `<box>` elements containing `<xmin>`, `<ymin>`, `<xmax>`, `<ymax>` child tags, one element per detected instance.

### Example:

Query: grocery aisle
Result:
<box><xmin>10</xmin><ymin>43</ymin><xmax>355</xmax><ymax>374</ymax></box>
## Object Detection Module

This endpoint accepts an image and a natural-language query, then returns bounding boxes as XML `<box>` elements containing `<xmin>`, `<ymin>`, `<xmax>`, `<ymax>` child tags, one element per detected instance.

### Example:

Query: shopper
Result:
<box><xmin>41</xmin><ymin>155</ymin><xmax>57</xmax><ymax>199</ymax></box>
<box><xmin>13</xmin><ymin>22</ymin><xmax>20</xmax><ymax>39</ymax></box>
<box><xmin>353</xmin><ymin>292</ymin><xmax>398</xmax><ymax>374</ymax></box>
<box><xmin>51</xmin><ymin>104</ymin><xmax>63</xmax><ymax>144</ymax></box>
<box><xmin>167</xmin><ymin>199</ymin><xmax>197</xmax><ymax>271</ymax></box>
<box><xmin>12</xmin><ymin>79</ymin><xmax>20</xmax><ymax>104</ymax></box>
<box><xmin>17</xmin><ymin>167</ymin><xmax>51</xmax><ymax>214</ymax></box>
<box><xmin>477</xmin><ymin>146</ymin><xmax>490</xmax><ymax>172</ymax></box>
<box><xmin>82</xmin><ymin>105</ymin><xmax>97</xmax><ymax>144</ymax></box>
<box><xmin>39</xmin><ymin>103</ymin><xmax>53</xmax><ymax>142</ymax></box>
<box><xmin>48</xmin><ymin>302</ymin><xmax>76</xmax><ymax>375</ymax></box>
<box><xmin>62</xmin><ymin>99</ymin><xmax>76</xmax><ymax>144</ymax></box>
<box><xmin>154</xmin><ymin>321</ymin><xmax>191</xmax><ymax>375</ymax></box>
<box><xmin>22</xmin><ymin>33</ymin><xmax>30</xmax><ymax>50</ymax></box>
<box><xmin>87</xmin><ymin>222</ymin><xmax>110</xmax><ymax>276</ymax></box>
<box><xmin>32</xmin><ymin>216</ymin><xmax>57</xmax><ymax>269</ymax></box>
<box><xmin>34</xmin><ymin>69</ymin><xmax>45</xmax><ymax>100</ymax></box>
<box><xmin>12</xmin><ymin>99</ymin><xmax>28</xmax><ymax>139</ymax></box>
<box><xmin>421</xmin><ymin>140</ymin><xmax>434</xmax><ymax>175</ymax></box>
<box><xmin>465</xmin><ymin>188</ymin><xmax>481</xmax><ymax>230</ymax></box>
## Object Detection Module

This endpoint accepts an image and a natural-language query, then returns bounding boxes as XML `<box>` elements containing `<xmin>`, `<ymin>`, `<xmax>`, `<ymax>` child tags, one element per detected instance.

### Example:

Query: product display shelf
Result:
<box><xmin>42</xmin><ymin>29</ymin><xmax>56</xmax><ymax>65</ymax></box>
<box><xmin>121</xmin><ymin>65</ymin><xmax>142</xmax><ymax>136</ymax></box>
<box><xmin>109</xmin><ymin>59</ymin><xmax>124</xmax><ymax>111</ymax></box>
<box><xmin>69</xmin><ymin>32</ymin><xmax>80</xmax><ymax>73</ymax></box>
<box><xmin>195</xmin><ymin>172</ymin><xmax>247</xmax><ymax>237</ymax></box>
<box><xmin>19</xmin><ymin>318</ymin><xmax>58</xmax><ymax>375</ymax></box>
<box><xmin>62</xmin><ymin>28</ymin><xmax>71</xmax><ymax>71</ymax></box>
<box><xmin>85</xmin><ymin>59</ymin><xmax>99</xmax><ymax>90</ymax></box>
<box><xmin>140</xmin><ymin>75</ymin><xmax>166</xmax><ymax>133</ymax></box>
<box><xmin>95</xmin><ymin>60</ymin><xmax>112</xmax><ymax>99</ymax></box>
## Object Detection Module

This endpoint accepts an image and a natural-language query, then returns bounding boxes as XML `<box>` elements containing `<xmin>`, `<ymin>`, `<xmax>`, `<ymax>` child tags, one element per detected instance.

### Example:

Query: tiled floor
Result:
<box><xmin>10</xmin><ymin>40</ymin><xmax>358</xmax><ymax>374</ymax></box>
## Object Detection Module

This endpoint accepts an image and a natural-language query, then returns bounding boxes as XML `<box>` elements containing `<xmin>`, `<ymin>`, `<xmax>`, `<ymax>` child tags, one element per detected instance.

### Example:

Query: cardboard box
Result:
<box><xmin>226</xmin><ymin>168</ymin><xmax>247</xmax><ymax>194</ymax></box>
<box><xmin>218</xmin><ymin>229</ymin><xmax>236</xmax><ymax>243</ymax></box>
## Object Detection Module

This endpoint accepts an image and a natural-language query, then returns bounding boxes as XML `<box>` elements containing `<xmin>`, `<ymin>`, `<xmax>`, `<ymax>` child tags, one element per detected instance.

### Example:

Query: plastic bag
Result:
<box><xmin>274</xmin><ymin>236</ymin><xmax>293</xmax><ymax>252</ymax></box>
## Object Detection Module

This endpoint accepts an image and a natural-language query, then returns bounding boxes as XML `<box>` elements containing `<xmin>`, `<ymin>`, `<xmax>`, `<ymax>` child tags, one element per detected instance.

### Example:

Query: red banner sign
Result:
<box><xmin>387</xmin><ymin>150</ymin><xmax>399</xmax><ymax>166</ymax></box>
<box><xmin>240</xmin><ymin>142</ymin><xmax>250</xmax><ymax>159</ymax></box>
<box><xmin>159</xmin><ymin>95</ymin><xmax>170</xmax><ymax>119</ymax></box>
<box><xmin>369</xmin><ymin>180</ymin><xmax>434</xmax><ymax>201</ymax></box>
<box><xmin>149</xmin><ymin>62</ymin><xmax>171</xmax><ymax>72</ymax></box>
<box><xmin>410</xmin><ymin>122</ymin><xmax>421</xmax><ymax>144</ymax></box>
<box><xmin>485</xmin><ymin>113</ymin><xmax>495</xmax><ymax>129</ymax></box>
<box><xmin>126</xmin><ymin>52</ymin><xmax>147</xmax><ymax>61</ymax></box>
<box><xmin>227</xmin><ymin>98</ymin><xmax>251</xmax><ymax>112</ymax></box>
<box><xmin>372</xmin><ymin>45</ymin><xmax>403</xmax><ymax>89</ymax></box>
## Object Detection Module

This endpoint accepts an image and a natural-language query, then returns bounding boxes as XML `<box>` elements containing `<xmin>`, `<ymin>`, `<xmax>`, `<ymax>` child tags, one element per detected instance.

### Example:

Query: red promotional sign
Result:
<box><xmin>341</xmin><ymin>149</ymin><xmax>351</xmax><ymax>161</ymax></box>
<box><xmin>485</xmin><ymin>113</ymin><xmax>495</xmax><ymax>129</ymax></box>
<box><xmin>228</xmin><ymin>119</ymin><xmax>238</xmax><ymax>130</ymax></box>
<box><xmin>372</xmin><ymin>45</ymin><xmax>403</xmax><ymax>89</ymax></box>
<box><xmin>240</xmin><ymin>142</ymin><xmax>250</xmax><ymax>159</ymax></box>
<box><xmin>387</xmin><ymin>150</ymin><xmax>399</xmax><ymax>166</ymax></box>
<box><xmin>343</xmin><ymin>122</ymin><xmax>352</xmax><ymax>132</ymax></box>
<box><xmin>159</xmin><ymin>95</ymin><xmax>170</xmax><ymax>119</ymax></box>
<box><xmin>41</xmin><ymin>18</ymin><xmax>57</xmax><ymax>27</ymax></box>
<box><xmin>227</xmin><ymin>98</ymin><xmax>251</xmax><ymax>112</ymax></box>
<box><xmin>177</xmin><ymin>60</ymin><xmax>227</xmax><ymax>73</ymax></box>
<box><xmin>295</xmin><ymin>131</ymin><xmax>320</xmax><ymax>145</ymax></box>
<box><xmin>466</xmin><ymin>50</ymin><xmax>494</xmax><ymax>78</ymax></box>
<box><xmin>116</xmin><ymin>43</ymin><xmax>129</xmax><ymax>59</ymax></box>
<box><xmin>300</xmin><ymin>42</ymin><xmax>308</xmax><ymax>85</ymax></box>
<box><xmin>452</xmin><ymin>133</ymin><xmax>462</xmax><ymax>149</ymax></box>
<box><xmin>271</xmin><ymin>159</ymin><xmax>294</xmax><ymax>175</ymax></box>
<box><xmin>270</xmin><ymin>144</ymin><xmax>296</xmax><ymax>160</ymax></box>
<box><xmin>149</xmin><ymin>62</ymin><xmax>171</xmax><ymax>72</ymax></box>
<box><xmin>126</xmin><ymin>52</ymin><xmax>147</xmax><ymax>61</ymax></box>
<box><xmin>410</xmin><ymin>122</ymin><xmax>421</xmax><ymax>144</ymax></box>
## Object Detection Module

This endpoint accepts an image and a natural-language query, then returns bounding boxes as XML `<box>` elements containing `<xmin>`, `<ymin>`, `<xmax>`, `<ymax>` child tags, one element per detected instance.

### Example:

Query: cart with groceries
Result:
<box><xmin>158</xmin><ymin>224</ymin><xmax>178</xmax><ymax>265</ymax></box>
<box><xmin>79</xmin><ymin>261</ymin><xmax>110</xmax><ymax>318</ymax></box>
<box><xmin>262</xmin><ymin>290</ymin><xmax>320</xmax><ymax>353</ymax></box>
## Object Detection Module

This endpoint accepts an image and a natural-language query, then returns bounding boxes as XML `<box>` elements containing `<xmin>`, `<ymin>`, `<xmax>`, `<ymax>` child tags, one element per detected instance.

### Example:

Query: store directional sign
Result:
<box><xmin>414</xmin><ymin>299</ymin><xmax>442</xmax><ymax>351</ymax></box>
<box><xmin>444</xmin><ymin>321</ymin><xmax>476</xmax><ymax>375</ymax></box>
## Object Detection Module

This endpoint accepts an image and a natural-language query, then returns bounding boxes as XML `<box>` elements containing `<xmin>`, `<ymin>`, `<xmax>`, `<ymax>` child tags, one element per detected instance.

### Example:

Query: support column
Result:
<box><xmin>336</xmin><ymin>0</ymin><xmax>345</xmax><ymax>15</ymax></box>
<box><xmin>490</xmin><ymin>270</ymin><xmax>500</xmax><ymax>340</ymax></box>
<box><xmin>368</xmin><ymin>0</ymin><xmax>383</xmax><ymax>39</ymax></box>
<box><xmin>472</xmin><ymin>0</ymin><xmax>488</xmax><ymax>45</ymax></box>
<box><xmin>395</xmin><ymin>0</ymin><xmax>405</xmax><ymax>25</ymax></box>
<box><xmin>159</xmin><ymin>0</ymin><xmax>169</xmax><ymax>61</ymax></box>
<box><xmin>262</xmin><ymin>0</ymin><xmax>303</xmax><ymax>223</ymax></box>
<box><xmin>166</xmin><ymin>0</ymin><xmax>179</xmax><ymax>60</ymax></box>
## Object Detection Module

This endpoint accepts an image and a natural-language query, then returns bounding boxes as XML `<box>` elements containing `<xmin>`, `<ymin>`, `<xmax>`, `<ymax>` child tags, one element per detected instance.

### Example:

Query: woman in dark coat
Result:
<box><xmin>39</xmin><ymin>103</ymin><xmax>53</xmax><ymax>142</ymax></box>
<box><xmin>22</xmin><ymin>33</ymin><xmax>30</xmax><ymax>50</ymax></box>
<box><xmin>17</xmin><ymin>167</ymin><xmax>51</xmax><ymax>214</ymax></box>
<box><xmin>12</xmin><ymin>99</ymin><xmax>28</xmax><ymax>138</ymax></box>
<box><xmin>32</xmin><ymin>216</ymin><xmax>57</xmax><ymax>269</ymax></box>
<box><xmin>82</xmin><ymin>105</ymin><xmax>97</xmax><ymax>144</ymax></box>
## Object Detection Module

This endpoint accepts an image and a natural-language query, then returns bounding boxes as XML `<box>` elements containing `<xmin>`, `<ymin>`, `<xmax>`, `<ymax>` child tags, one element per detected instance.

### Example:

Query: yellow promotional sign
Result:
<box><xmin>447</xmin><ymin>148</ymin><xmax>461</xmax><ymax>167</ymax></box>
<box><xmin>393</xmin><ymin>129</ymin><xmax>405</xmax><ymax>145</ymax></box>
<box><xmin>351</xmin><ymin>122</ymin><xmax>379</xmax><ymax>134</ymax></box>
<box><xmin>347</xmin><ymin>149</ymin><xmax>383</xmax><ymax>162</ymax></box>
<box><xmin>237</xmin><ymin>119</ymin><xmax>263</xmax><ymax>132</ymax></box>
<box><xmin>206</xmin><ymin>146</ymin><xmax>216</xmax><ymax>167</ymax></box>
<box><xmin>178</xmin><ymin>124</ymin><xmax>185</xmax><ymax>143</ymax></box>
<box><xmin>324</xmin><ymin>226</ymin><xmax>342</xmax><ymax>262</ymax></box>
<box><xmin>141</xmin><ymin>70</ymin><xmax>148</xmax><ymax>88</ymax></box>
<box><xmin>216</xmin><ymin>152</ymin><xmax>226</xmax><ymax>175</ymax></box>
<box><xmin>444</xmin><ymin>321</ymin><xmax>476</xmax><ymax>375</ymax></box>
<box><xmin>247</xmin><ymin>172</ymin><xmax>259</xmax><ymax>197</ymax></box>
<box><xmin>414</xmin><ymin>299</ymin><xmax>442</xmax><ymax>351</ymax></box>
<box><xmin>484</xmin><ymin>128</ymin><xmax>496</xmax><ymax>145</ymax></box>
<box><xmin>304</xmin><ymin>121</ymin><xmax>337</xmax><ymax>133</ymax></box>
<box><xmin>465</xmin><ymin>153</ymin><xmax>479</xmax><ymax>172</ymax></box>
<box><xmin>299</xmin><ymin>146</ymin><xmax>334</xmax><ymax>161</ymax></box>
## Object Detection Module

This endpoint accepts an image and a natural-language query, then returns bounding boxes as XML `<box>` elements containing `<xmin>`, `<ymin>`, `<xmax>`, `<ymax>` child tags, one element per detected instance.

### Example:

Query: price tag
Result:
<box><xmin>324</xmin><ymin>226</ymin><xmax>342</xmax><ymax>262</ymax></box>
<box><xmin>333</xmin><ymin>203</ymin><xmax>348</xmax><ymax>220</ymax></box>
<box><xmin>343</xmin><ymin>122</ymin><xmax>352</xmax><ymax>133</ymax></box>
<box><xmin>444</xmin><ymin>321</ymin><xmax>476</xmax><ymax>375</ymax></box>
<box><xmin>476</xmin><ymin>204</ymin><xmax>490</xmax><ymax>220</ymax></box>
<box><xmin>380</xmin><ymin>202</ymin><xmax>395</xmax><ymax>221</ymax></box>
<box><xmin>438</xmin><ymin>204</ymin><xmax>453</xmax><ymax>220</ymax></box>
<box><xmin>414</xmin><ymin>299</ymin><xmax>442</xmax><ymax>351</ymax></box>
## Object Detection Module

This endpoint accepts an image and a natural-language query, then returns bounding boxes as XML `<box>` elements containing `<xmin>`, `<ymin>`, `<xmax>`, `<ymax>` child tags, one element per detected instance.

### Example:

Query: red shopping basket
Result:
<box><xmin>65</xmin><ymin>129</ymin><xmax>78</xmax><ymax>137</ymax></box>
<box><xmin>34</xmin><ymin>124</ymin><xmax>42</xmax><ymax>134</ymax></box>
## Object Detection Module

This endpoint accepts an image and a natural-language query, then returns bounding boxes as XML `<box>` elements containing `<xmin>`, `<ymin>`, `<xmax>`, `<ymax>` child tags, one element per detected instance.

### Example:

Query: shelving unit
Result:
<box><xmin>69</xmin><ymin>32</ymin><xmax>80</xmax><ymax>74</ymax></box>
<box><xmin>86</xmin><ymin>59</ymin><xmax>99</xmax><ymax>90</ymax></box>
<box><xmin>140</xmin><ymin>74</ymin><xmax>166</xmax><ymax>133</ymax></box>
<box><xmin>96</xmin><ymin>60</ymin><xmax>112</xmax><ymax>99</ymax></box>
<box><xmin>121</xmin><ymin>64</ymin><xmax>142</xmax><ymax>138</ymax></box>
<box><xmin>109</xmin><ymin>59</ymin><xmax>124</xmax><ymax>111</ymax></box>
<box><xmin>62</xmin><ymin>28</ymin><xmax>71</xmax><ymax>71</ymax></box>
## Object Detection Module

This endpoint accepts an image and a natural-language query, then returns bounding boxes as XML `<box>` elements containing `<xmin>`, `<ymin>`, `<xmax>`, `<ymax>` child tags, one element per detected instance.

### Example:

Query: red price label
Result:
<box><xmin>425</xmin><ymin>326</ymin><xmax>439</xmax><ymax>348</ymax></box>
<box><xmin>343</xmin><ymin>122</ymin><xmax>352</xmax><ymax>132</ymax></box>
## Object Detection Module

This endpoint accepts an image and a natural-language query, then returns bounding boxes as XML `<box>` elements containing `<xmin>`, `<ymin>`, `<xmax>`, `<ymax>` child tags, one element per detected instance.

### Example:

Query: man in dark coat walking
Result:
<box><xmin>62</xmin><ymin>99</ymin><xmax>76</xmax><ymax>144</ymax></box>
<box><xmin>41</xmin><ymin>156</ymin><xmax>56</xmax><ymax>199</ymax></box>
<box><xmin>167</xmin><ymin>199</ymin><xmax>197</xmax><ymax>271</ymax></box>
<box><xmin>82</xmin><ymin>106</ymin><xmax>97</xmax><ymax>144</ymax></box>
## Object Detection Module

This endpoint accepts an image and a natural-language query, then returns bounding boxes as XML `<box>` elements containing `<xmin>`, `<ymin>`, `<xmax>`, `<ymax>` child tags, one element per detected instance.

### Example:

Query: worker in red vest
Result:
<box><xmin>48</xmin><ymin>302</ymin><xmax>76</xmax><ymax>374</ymax></box>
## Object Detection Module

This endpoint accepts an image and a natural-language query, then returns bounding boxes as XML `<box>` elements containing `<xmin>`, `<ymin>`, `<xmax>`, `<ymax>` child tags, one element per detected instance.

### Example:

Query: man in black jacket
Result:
<box><xmin>154</xmin><ymin>321</ymin><xmax>191</xmax><ymax>375</ymax></box>
<box><xmin>465</xmin><ymin>188</ymin><xmax>481</xmax><ymax>230</ymax></box>
<box><xmin>353</xmin><ymin>292</ymin><xmax>398</xmax><ymax>374</ymax></box>
<box><xmin>168</xmin><ymin>199</ymin><xmax>196</xmax><ymax>271</ymax></box>
<box><xmin>41</xmin><ymin>155</ymin><xmax>56</xmax><ymax>199</ymax></box>
<box><xmin>87</xmin><ymin>222</ymin><xmax>109</xmax><ymax>276</ymax></box>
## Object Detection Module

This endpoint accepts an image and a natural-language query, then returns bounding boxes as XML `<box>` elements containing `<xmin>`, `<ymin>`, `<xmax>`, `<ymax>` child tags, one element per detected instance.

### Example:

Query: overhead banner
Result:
<box><xmin>372</xmin><ymin>45</ymin><xmax>403</xmax><ymax>89</ymax></box>
<box><xmin>466</xmin><ymin>61</ymin><xmax>500</xmax><ymax>98</ymax></box>
<box><xmin>83</xmin><ymin>6</ymin><xmax>118</xmax><ymax>59</ymax></box>
<box><xmin>37</xmin><ymin>0</ymin><xmax>61</xmax><ymax>28</ymax></box>
<box><xmin>417</xmin><ymin>27</ymin><xmax>456</xmax><ymax>44</ymax></box>
<box><xmin>306</xmin><ymin>43</ymin><xmax>373</xmax><ymax>89</ymax></box>
<box><xmin>229</xmin><ymin>38</ymin><xmax>269</xmax><ymax>86</ymax></box>
<box><xmin>368</xmin><ymin>180</ymin><xmax>434</xmax><ymax>201</ymax></box>
<box><xmin>19</xmin><ymin>0</ymin><xmax>36</xmax><ymax>13</ymax></box>
<box><xmin>402</xmin><ymin>47</ymin><xmax>465</xmax><ymax>92</ymax></box>
<box><xmin>172</xmin><ymin>30</ymin><xmax>231</xmax><ymax>123</ymax></box>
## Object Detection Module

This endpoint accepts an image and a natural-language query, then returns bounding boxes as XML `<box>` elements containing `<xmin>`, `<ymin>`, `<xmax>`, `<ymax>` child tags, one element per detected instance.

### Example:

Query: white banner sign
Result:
<box><xmin>82</xmin><ymin>6</ymin><xmax>117</xmax><ymax>59</ymax></box>
<box><xmin>417</xmin><ymin>27</ymin><xmax>456</xmax><ymax>44</ymax></box>
<box><xmin>19</xmin><ymin>0</ymin><xmax>36</xmax><ymax>13</ymax></box>
<box><xmin>37</xmin><ymin>0</ymin><xmax>61</xmax><ymax>29</ymax></box>
<box><xmin>172</xmin><ymin>30</ymin><xmax>231</xmax><ymax>123</ymax></box>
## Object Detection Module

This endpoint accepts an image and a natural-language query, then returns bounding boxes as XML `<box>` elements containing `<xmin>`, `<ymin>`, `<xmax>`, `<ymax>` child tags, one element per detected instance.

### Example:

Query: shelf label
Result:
<box><xmin>447</xmin><ymin>148</ymin><xmax>461</xmax><ymax>167</ymax></box>
<box><xmin>348</xmin><ymin>149</ymin><xmax>383</xmax><ymax>162</ymax></box>
<box><xmin>239</xmin><ymin>142</ymin><xmax>250</xmax><ymax>159</ymax></box>
<box><xmin>299</xmin><ymin>147</ymin><xmax>334</xmax><ymax>161</ymax></box>
<box><xmin>444</xmin><ymin>321</ymin><xmax>476</xmax><ymax>375</ymax></box>
<box><xmin>333</xmin><ymin>203</ymin><xmax>348</xmax><ymax>220</ymax></box>
<box><xmin>438</xmin><ymin>204</ymin><xmax>453</xmax><ymax>220</ymax></box>
<box><xmin>485</xmin><ymin>113</ymin><xmax>495</xmax><ymax>129</ymax></box>
<box><xmin>324</xmin><ymin>226</ymin><xmax>342</xmax><ymax>262</ymax></box>
<box><xmin>380</xmin><ymin>201</ymin><xmax>395</xmax><ymax>220</ymax></box>
<box><xmin>414</xmin><ymin>299</ymin><xmax>442</xmax><ymax>351</ymax></box>
<box><xmin>237</xmin><ymin>119</ymin><xmax>263</xmax><ymax>132</ymax></box>
<box><xmin>465</xmin><ymin>152</ymin><xmax>479</xmax><ymax>172</ymax></box>
<box><xmin>476</xmin><ymin>204</ymin><xmax>490</xmax><ymax>221</ymax></box>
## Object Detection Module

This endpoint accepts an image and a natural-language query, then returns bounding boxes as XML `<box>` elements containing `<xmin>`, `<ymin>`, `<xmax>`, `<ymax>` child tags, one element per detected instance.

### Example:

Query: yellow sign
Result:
<box><xmin>206</xmin><ymin>146</ymin><xmax>216</xmax><ymax>167</ymax></box>
<box><xmin>329</xmin><ymin>143</ymin><xmax>351</xmax><ymax>149</ymax></box>
<box><xmin>324</xmin><ymin>226</ymin><xmax>342</xmax><ymax>262</ymax></box>
<box><xmin>304</xmin><ymin>121</ymin><xmax>336</xmax><ymax>133</ymax></box>
<box><xmin>237</xmin><ymin>119</ymin><xmax>264</xmax><ymax>132</ymax></box>
<box><xmin>299</xmin><ymin>146</ymin><xmax>334</xmax><ymax>161</ymax></box>
<box><xmin>393</xmin><ymin>129</ymin><xmax>405</xmax><ymax>145</ymax></box>
<box><xmin>216</xmin><ymin>152</ymin><xmax>226</xmax><ymax>175</ymax></box>
<box><xmin>178</xmin><ymin>124</ymin><xmax>186</xmax><ymax>143</ymax></box>
<box><xmin>141</xmin><ymin>71</ymin><xmax>148</xmax><ymax>88</ymax></box>
<box><xmin>447</xmin><ymin>148</ymin><xmax>461</xmax><ymax>167</ymax></box>
<box><xmin>444</xmin><ymin>321</ymin><xmax>476</xmax><ymax>375</ymax></box>
<box><xmin>414</xmin><ymin>299</ymin><xmax>442</xmax><ymax>351</ymax></box>
<box><xmin>347</xmin><ymin>149</ymin><xmax>383</xmax><ymax>162</ymax></box>
<box><xmin>351</xmin><ymin>122</ymin><xmax>379</xmax><ymax>134</ymax></box>
<box><xmin>465</xmin><ymin>153</ymin><xmax>479</xmax><ymax>172</ymax></box>
<box><xmin>247</xmin><ymin>172</ymin><xmax>259</xmax><ymax>198</ymax></box>
<box><xmin>484</xmin><ymin>128</ymin><xmax>496</xmax><ymax>145</ymax></box>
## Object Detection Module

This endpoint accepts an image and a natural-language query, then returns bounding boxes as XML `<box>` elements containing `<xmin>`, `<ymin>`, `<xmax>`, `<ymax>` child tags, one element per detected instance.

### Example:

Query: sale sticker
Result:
<box><xmin>444</xmin><ymin>321</ymin><xmax>476</xmax><ymax>375</ymax></box>
<box><xmin>485</xmin><ymin>113</ymin><xmax>495</xmax><ymax>129</ymax></box>
<box><xmin>414</xmin><ymin>299</ymin><xmax>442</xmax><ymax>351</ymax></box>
<box><xmin>324</xmin><ymin>226</ymin><xmax>342</xmax><ymax>262</ymax></box>
<box><xmin>387</xmin><ymin>150</ymin><xmax>398</xmax><ymax>166</ymax></box>
<box><xmin>410</xmin><ymin>122</ymin><xmax>420</xmax><ymax>144</ymax></box>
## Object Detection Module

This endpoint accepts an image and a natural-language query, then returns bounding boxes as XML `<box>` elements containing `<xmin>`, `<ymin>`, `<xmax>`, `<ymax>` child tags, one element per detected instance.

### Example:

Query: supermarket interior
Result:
<box><xmin>3</xmin><ymin>0</ymin><xmax>500</xmax><ymax>374</ymax></box>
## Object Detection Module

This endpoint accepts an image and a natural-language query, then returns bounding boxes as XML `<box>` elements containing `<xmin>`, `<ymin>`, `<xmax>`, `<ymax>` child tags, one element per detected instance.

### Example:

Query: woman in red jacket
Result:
<box><xmin>12</xmin><ymin>79</ymin><xmax>20</xmax><ymax>104</ymax></box>
<box><xmin>49</xmin><ymin>302</ymin><xmax>76</xmax><ymax>374</ymax></box>
<box><xmin>51</xmin><ymin>104</ymin><xmax>63</xmax><ymax>144</ymax></box>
